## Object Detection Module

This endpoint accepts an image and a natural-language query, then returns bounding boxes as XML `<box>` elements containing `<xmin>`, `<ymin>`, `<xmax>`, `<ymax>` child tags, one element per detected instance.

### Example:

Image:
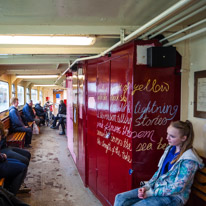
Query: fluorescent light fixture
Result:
<box><xmin>0</xmin><ymin>35</ymin><xmax>96</xmax><ymax>45</ymax></box>
<box><xmin>34</xmin><ymin>85</ymin><xmax>56</xmax><ymax>87</ymax></box>
<box><xmin>16</xmin><ymin>75</ymin><xmax>58</xmax><ymax>79</ymax></box>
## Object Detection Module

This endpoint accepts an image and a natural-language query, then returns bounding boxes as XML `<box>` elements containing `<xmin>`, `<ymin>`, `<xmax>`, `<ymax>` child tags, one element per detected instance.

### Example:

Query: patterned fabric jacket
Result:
<box><xmin>144</xmin><ymin>146</ymin><xmax>204</xmax><ymax>204</ymax></box>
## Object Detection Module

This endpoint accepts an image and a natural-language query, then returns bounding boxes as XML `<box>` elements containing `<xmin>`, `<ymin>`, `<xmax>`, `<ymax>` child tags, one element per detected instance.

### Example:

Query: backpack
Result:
<box><xmin>0</xmin><ymin>187</ymin><xmax>30</xmax><ymax>206</ymax></box>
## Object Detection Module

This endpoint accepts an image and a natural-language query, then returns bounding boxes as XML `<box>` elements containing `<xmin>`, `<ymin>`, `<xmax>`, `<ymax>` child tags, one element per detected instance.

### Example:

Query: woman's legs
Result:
<box><xmin>131</xmin><ymin>196</ymin><xmax>183</xmax><ymax>206</ymax></box>
<box><xmin>0</xmin><ymin>147</ymin><xmax>31</xmax><ymax>166</ymax></box>
<box><xmin>0</xmin><ymin>158</ymin><xmax>27</xmax><ymax>195</ymax></box>
<box><xmin>114</xmin><ymin>188</ymin><xmax>141</xmax><ymax>206</ymax></box>
<box><xmin>114</xmin><ymin>189</ymin><xmax>183</xmax><ymax>206</ymax></box>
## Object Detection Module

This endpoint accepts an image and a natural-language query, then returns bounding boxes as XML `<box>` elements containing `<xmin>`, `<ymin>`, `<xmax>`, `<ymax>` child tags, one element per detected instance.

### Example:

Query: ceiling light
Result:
<box><xmin>34</xmin><ymin>85</ymin><xmax>56</xmax><ymax>87</ymax></box>
<box><xmin>0</xmin><ymin>35</ymin><xmax>96</xmax><ymax>45</ymax></box>
<box><xmin>16</xmin><ymin>75</ymin><xmax>58</xmax><ymax>79</ymax></box>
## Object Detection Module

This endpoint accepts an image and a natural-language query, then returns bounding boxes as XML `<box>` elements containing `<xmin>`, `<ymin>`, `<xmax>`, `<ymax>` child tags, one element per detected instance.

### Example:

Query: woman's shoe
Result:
<box><xmin>18</xmin><ymin>183</ymin><xmax>31</xmax><ymax>193</ymax></box>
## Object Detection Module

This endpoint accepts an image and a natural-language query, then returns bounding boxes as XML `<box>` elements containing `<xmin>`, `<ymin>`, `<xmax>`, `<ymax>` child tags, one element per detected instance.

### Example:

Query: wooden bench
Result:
<box><xmin>186</xmin><ymin>157</ymin><xmax>206</xmax><ymax>206</ymax></box>
<box><xmin>2</xmin><ymin>117</ymin><xmax>26</xmax><ymax>148</ymax></box>
<box><xmin>0</xmin><ymin>178</ymin><xmax>5</xmax><ymax>187</ymax></box>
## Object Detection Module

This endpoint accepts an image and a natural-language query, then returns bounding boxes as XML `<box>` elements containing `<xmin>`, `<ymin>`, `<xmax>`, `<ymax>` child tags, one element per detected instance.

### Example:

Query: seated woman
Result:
<box><xmin>0</xmin><ymin>120</ymin><xmax>31</xmax><ymax>193</ymax></box>
<box><xmin>9</xmin><ymin>97</ymin><xmax>32</xmax><ymax>148</ymax></box>
<box><xmin>114</xmin><ymin>120</ymin><xmax>204</xmax><ymax>206</ymax></box>
<box><xmin>0</xmin><ymin>126</ymin><xmax>28</xmax><ymax>195</ymax></box>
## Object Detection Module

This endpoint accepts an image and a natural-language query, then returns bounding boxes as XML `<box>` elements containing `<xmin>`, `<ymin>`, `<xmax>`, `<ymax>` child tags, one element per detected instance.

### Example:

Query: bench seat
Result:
<box><xmin>0</xmin><ymin>178</ymin><xmax>5</xmax><ymax>187</ymax></box>
<box><xmin>6</xmin><ymin>132</ymin><xmax>26</xmax><ymax>148</ymax></box>
<box><xmin>2</xmin><ymin>117</ymin><xmax>26</xmax><ymax>149</ymax></box>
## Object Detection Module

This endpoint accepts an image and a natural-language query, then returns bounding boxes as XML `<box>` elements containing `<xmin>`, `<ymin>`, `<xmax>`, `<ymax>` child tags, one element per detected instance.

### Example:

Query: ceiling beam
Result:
<box><xmin>0</xmin><ymin>55</ymin><xmax>73</xmax><ymax>64</ymax></box>
<box><xmin>0</xmin><ymin>25</ymin><xmax>138</xmax><ymax>35</ymax></box>
<box><xmin>0</xmin><ymin>46</ymin><xmax>109</xmax><ymax>54</ymax></box>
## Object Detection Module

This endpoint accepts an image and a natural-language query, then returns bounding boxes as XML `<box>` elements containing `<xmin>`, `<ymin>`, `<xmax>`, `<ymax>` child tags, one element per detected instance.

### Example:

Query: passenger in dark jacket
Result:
<box><xmin>35</xmin><ymin>101</ymin><xmax>46</xmax><ymax>125</ymax></box>
<box><xmin>23</xmin><ymin>100</ymin><xmax>40</xmax><ymax>126</ymax></box>
<box><xmin>22</xmin><ymin>101</ymin><xmax>35</xmax><ymax>122</ymax></box>
<box><xmin>50</xmin><ymin>100</ymin><xmax>66</xmax><ymax>135</ymax></box>
<box><xmin>9</xmin><ymin>97</ymin><xmax>32</xmax><ymax>148</ymax></box>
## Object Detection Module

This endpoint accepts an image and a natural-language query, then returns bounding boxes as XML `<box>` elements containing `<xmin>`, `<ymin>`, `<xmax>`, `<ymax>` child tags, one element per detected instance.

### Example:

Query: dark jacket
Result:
<box><xmin>9</xmin><ymin>106</ymin><xmax>25</xmax><ymax>129</ymax></box>
<box><xmin>58</xmin><ymin>103</ymin><xmax>66</xmax><ymax>115</ymax></box>
<box><xmin>22</xmin><ymin>103</ymin><xmax>35</xmax><ymax>122</ymax></box>
<box><xmin>35</xmin><ymin>103</ymin><xmax>45</xmax><ymax>116</ymax></box>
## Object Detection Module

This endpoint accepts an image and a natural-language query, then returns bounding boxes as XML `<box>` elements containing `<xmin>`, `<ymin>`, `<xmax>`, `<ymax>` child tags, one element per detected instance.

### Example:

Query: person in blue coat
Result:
<box><xmin>22</xmin><ymin>100</ymin><xmax>35</xmax><ymax>122</ymax></box>
<box><xmin>9</xmin><ymin>97</ymin><xmax>32</xmax><ymax>148</ymax></box>
<box><xmin>23</xmin><ymin>100</ymin><xmax>40</xmax><ymax>126</ymax></box>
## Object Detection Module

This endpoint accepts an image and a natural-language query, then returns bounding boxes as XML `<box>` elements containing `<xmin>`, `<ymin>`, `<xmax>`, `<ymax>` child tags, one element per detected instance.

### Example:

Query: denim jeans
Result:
<box><xmin>0</xmin><ymin>147</ymin><xmax>31</xmax><ymax>166</ymax></box>
<box><xmin>0</xmin><ymin>158</ymin><xmax>27</xmax><ymax>195</ymax></box>
<box><xmin>114</xmin><ymin>188</ymin><xmax>183</xmax><ymax>206</ymax></box>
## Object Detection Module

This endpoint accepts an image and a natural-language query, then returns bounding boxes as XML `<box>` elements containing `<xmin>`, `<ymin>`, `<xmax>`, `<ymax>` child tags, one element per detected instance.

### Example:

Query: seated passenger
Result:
<box><xmin>9</xmin><ymin>97</ymin><xmax>32</xmax><ymax>148</ymax></box>
<box><xmin>0</xmin><ymin>121</ymin><xmax>31</xmax><ymax>193</ymax></box>
<box><xmin>114</xmin><ymin>120</ymin><xmax>204</xmax><ymax>206</ymax></box>
<box><xmin>23</xmin><ymin>100</ymin><xmax>40</xmax><ymax>126</ymax></box>
<box><xmin>50</xmin><ymin>100</ymin><xmax>66</xmax><ymax>135</ymax></box>
<box><xmin>35</xmin><ymin>100</ymin><xmax>46</xmax><ymax>126</ymax></box>
<box><xmin>0</xmin><ymin>127</ymin><xmax>29</xmax><ymax>195</ymax></box>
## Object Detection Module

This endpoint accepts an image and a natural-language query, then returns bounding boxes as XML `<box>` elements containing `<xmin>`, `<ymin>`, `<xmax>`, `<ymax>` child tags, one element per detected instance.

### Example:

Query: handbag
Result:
<box><xmin>32</xmin><ymin>122</ymin><xmax>39</xmax><ymax>135</ymax></box>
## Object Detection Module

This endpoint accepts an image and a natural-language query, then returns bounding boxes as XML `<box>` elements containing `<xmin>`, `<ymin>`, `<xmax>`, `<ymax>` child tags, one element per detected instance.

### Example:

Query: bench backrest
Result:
<box><xmin>2</xmin><ymin>117</ymin><xmax>10</xmax><ymax>130</ymax></box>
<box><xmin>186</xmin><ymin>157</ymin><xmax>206</xmax><ymax>206</ymax></box>
<box><xmin>192</xmin><ymin>166</ymin><xmax>206</xmax><ymax>201</ymax></box>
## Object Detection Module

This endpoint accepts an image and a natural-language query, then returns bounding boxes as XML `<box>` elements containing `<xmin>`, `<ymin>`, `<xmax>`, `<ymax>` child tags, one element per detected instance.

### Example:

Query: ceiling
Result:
<box><xmin>0</xmin><ymin>0</ymin><xmax>205</xmax><ymax>86</ymax></box>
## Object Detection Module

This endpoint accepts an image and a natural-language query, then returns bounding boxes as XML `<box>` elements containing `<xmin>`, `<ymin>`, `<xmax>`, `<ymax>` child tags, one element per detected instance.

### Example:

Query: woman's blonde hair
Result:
<box><xmin>170</xmin><ymin>120</ymin><xmax>194</xmax><ymax>163</ymax></box>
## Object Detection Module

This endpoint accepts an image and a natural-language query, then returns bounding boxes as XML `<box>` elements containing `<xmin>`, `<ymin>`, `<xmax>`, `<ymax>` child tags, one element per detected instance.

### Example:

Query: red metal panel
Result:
<box><xmin>132</xmin><ymin>44</ymin><xmax>181</xmax><ymax>187</ymax></box>
<box><xmin>86</xmin><ymin>62</ymin><xmax>98</xmax><ymax>193</ymax></box>
<box><xmin>66</xmin><ymin>77</ymin><xmax>76</xmax><ymax>162</ymax></box>
<box><xmin>96</xmin><ymin>60</ymin><xmax>110</xmax><ymax>204</ymax></box>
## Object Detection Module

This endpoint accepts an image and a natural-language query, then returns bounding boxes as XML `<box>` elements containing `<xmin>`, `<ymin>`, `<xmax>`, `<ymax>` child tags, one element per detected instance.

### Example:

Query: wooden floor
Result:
<box><xmin>17</xmin><ymin>126</ymin><xmax>102</xmax><ymax>206</ymax></box>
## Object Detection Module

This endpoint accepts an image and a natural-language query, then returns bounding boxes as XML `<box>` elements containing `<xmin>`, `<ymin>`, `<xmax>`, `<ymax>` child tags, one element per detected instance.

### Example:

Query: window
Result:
<box><xmin>12</xmin><ymin>84</ymin><xmax>15</xmax><ymax>97</ymax></box>
<box><xmin>26</xmin><ymin>88</ymin><xmax>30</xmax><ymax>103</ymax></box>
<box><xmin>39</xmin><ymin>91</ymin><xmax>43</xmax><ymax>103</ymax></box>
<box><xmin>17</xmin><ymin>85</ymin><xmax>24</xmax><ymax>106</ymax></box>
<box><xmin>31</xmin><ymin>89</ymin><xmax>38</xmax><ymax>104</ymax></box>
<box><xmin>0</xmin><ymin>81</ymin><xmax>9</xmax><ymax>112</ymax></box>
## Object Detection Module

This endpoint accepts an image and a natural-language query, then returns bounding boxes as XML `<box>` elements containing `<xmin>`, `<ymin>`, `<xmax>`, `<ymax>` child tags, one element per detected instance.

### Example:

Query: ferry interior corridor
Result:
<box><xmin>0</xmin><ymin>0</ymin><xmax>206</xmax><ymax>206</ymax></box>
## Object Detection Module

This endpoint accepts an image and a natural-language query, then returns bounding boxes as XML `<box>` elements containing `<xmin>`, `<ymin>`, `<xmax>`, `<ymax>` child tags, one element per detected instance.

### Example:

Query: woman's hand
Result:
<box><xmin>138</xmin><ymin>187</ymin><xmax>147</xmax><ymax>199</ymax></box>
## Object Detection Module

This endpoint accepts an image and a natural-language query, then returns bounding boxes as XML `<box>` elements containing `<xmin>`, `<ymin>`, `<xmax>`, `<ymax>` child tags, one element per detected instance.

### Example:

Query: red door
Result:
<box><xmin>96</xmin><ymin>60</ymin><xmax>110</xmax><ymax>205</ymax></box>
<box><xmin>86</xmin><ymin>62</ymin><xmax>98</xmax><ymax>194</ymax></box>
<box><xmin>108</xmin><ymin>54</ymin><xmax>133</xmax><ymax>204</ymax></box>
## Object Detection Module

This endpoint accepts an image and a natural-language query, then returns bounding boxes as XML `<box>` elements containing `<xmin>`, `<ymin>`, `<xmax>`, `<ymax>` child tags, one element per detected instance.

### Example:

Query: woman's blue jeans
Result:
<box><xmin>114</xmin><ymin>188</ymin><xmax>183</xmax><ymax>206</ymax></box>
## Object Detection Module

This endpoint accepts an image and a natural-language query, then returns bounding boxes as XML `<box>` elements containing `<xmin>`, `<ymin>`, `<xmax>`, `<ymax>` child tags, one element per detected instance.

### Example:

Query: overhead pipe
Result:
<box><xmin>55</xmin><ymin>0</ymin><xmax>192</xmax><ymax>85</ymax></box>
<box><xmin>164</xmin><ymin>27</ymin><xmax>206</xmax><ymax>46</ymax></box>
<box><xmin>160</xmin><ymin>18</ymin><xmax>206</xmax><ymax>42</ymax></box>
<box><xmin>149</xmin><ymin>5</ymin><xmax>206</xmax><ymax>39</ymax></box>
<box><xmin>140</xmin><ymin>0</ymin><xmax>206</xmax><ymax>39</ymax></box>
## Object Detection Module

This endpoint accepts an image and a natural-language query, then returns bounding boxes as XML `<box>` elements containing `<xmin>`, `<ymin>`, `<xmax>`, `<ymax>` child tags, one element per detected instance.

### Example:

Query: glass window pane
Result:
<box><xmin>0</xmin><ymin>81</ymin><xmax>9</xmax><ymax>112</ymax></box>
<box><xmin>31</xmin><ymin>89</ymin><xmax>37</xmax><ymax>104</ymax></box>
<box><xmin>17</xmin><ymin>85</ymin><xmax>24</xmax><ymax>106</ymax></box>
<box><xmin>39</xmin><ymin>91</ymin><xmax>43</xmax><ymax>103</ymax></box>
<box><xmin>26</xmin><ymin>88</ymin><xmax>30</xmax><ymax>103</ymax></box>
